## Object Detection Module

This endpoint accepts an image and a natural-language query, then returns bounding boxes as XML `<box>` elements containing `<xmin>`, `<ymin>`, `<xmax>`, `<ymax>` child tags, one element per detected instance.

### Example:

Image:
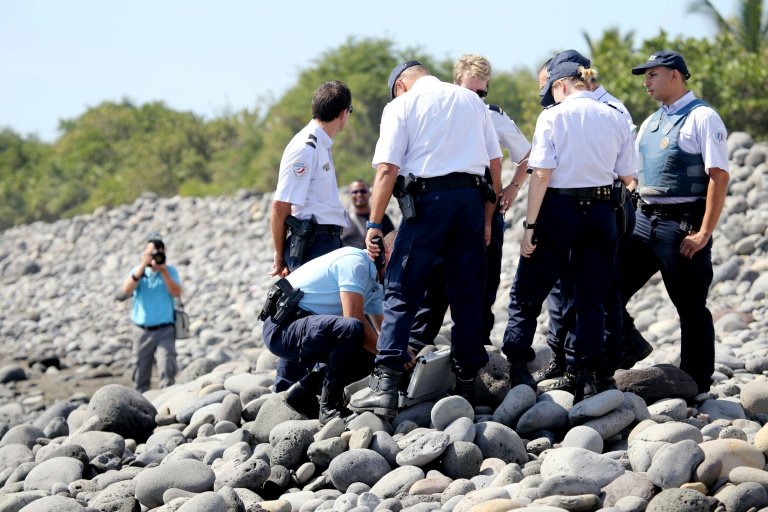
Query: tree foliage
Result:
<box><xmin>1</xmin><ymin>32</ymin><xmax>767</xmax><ymax>230</ymax></box>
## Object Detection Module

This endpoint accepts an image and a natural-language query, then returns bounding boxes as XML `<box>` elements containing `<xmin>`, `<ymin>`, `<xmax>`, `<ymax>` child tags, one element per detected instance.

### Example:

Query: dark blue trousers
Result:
<box><xmin>409</xmin><ymin>208</ymin><xmax>504</xmax><ymax>347</ymax></box>
<box><xmin>502</xmin><ymin>192</ymin><xmax>618</xmax><ymax>370</ymax></box>
<box><xmin>274</xmin><ymin>232</ymin><xmax>342</xmax><ymax>392</ymax></box>
<box><xmin>619</xmin><ymin>209</ymin><xmax>714</xmax><ymax>392</ymax></box>
<box><xmin>547</xmin><ymin>199</ymin><xmax>637</xmax><ymax>369</ymax></box>
<box><xmin>377</xmin><ymin>187</ymin><xmax>488</xmax><ymax>378</ymax></box>
<box><xmin>264</xmin><ymin>315</ymin><xmax>370</xmax><ymax>392</ymax></box>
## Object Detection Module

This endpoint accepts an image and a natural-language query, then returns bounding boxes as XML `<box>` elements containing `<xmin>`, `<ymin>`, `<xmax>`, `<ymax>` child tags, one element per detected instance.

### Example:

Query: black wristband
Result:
<box><xmin>132</xmin><ymin>273</ymin><xmax>140</xmax><ymax>282</ymax></box>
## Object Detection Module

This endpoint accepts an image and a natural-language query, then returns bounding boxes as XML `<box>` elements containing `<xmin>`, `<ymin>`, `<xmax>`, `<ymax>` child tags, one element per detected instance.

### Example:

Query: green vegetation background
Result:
<box><xmin>2</xmin><ymin>30</ymin><xmax>767</xmax><ymax>230</ymax></box>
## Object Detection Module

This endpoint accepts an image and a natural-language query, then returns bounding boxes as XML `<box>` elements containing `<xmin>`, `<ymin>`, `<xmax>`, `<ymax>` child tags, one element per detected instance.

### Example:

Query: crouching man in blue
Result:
<box><xmin>260</xmin><ymin>232</ymin><xmax>396</xmax><ymax>424</ymax></box>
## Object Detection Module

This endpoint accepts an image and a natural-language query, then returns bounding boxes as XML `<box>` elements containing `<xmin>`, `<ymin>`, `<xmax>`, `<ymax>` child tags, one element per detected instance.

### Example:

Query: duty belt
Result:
<box><xmin>312</xmin><ymin>224</ymin><xmax>343</xmax><ymax>236</ymax></box>
<box><xmin>409</xmin><ymin>172</ymin><xmax>484</xmax><ymax>193</ymax></box>
<box><xmin>550</xmin><ymin>185</ymin><xmax>612</xmax><ymax>201</ymax></box>
<box><xmin>639</xmin><ymin>200</ymin><xmax>705</xmax><ymax>220</ymax></box>
<box><xmin>137</xmin><ymin>323</ymin><xmax>173</xmax><ymax>331</ymax></box>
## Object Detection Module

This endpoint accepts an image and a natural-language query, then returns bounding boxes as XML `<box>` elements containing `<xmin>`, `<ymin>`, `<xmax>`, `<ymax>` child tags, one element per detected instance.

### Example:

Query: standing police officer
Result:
<box><xmin>269</xmin><ymin>80</ymin><xmax>353</xmax><ymax>391</ymax></box>
<box><xmin>409</xmin><ymin>54</ymin><xmax>531</xmax><ymax>351</ymax></box>
<box><xmin>621</xmin><ymin>50</ymin><xmax>729</xmax><ymax>394</ymax></box>
<box><xmin>502</xmin><ymin>52</ymin><xmax>636</xmax><ymax>403</ymax></box>
<box><xmin>349</xmin><ymin>61</ymin><xmax>502</xmax><ymax>416</ymax></box>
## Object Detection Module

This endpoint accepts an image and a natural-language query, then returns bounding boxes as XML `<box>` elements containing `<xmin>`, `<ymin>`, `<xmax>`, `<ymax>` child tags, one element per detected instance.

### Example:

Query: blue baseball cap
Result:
<box><xmin>540</xmin><ymin>50</ymin><xmax>591</xmax><ymax>107</ymax></box>
<box><xmin>388</xmin><ymin>60</ymin><xmax>422</xmax><ymax>99</ymax></box>
<box><xmin>631</xmin><ymin>50</ymin><xmax>690</xmax><ymax>79</ymax></box>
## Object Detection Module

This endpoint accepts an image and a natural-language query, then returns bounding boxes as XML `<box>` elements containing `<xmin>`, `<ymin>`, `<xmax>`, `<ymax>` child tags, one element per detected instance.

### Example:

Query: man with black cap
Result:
<box><xmin>621</xmin><ymin>50</ymin><xmax>729</xmax><ymax>394</ymax></box>
<box><xmin>122</xmin><ymin>234</ymin><xmax>182</xmax><ymax>392</ymax></box>
<box><xmin>348</xmin><ymin>61</ymin><xmax>502</xmax><ymax>416</ymax></box>
<box><xmin>269</xmin><ymin>80</ymin><xmax>353</xmax><ymax>392</ymax></box>
<box><xmin>501</xmin><ymin>52</ymin><xmax>636</xmax><ymax>402</ymax></box>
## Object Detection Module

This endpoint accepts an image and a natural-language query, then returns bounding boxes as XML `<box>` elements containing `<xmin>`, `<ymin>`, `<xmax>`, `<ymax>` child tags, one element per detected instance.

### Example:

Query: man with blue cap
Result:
<box><xmin>349</xmin><ymin>60</ymin><xmax>503</xmax><ymax>416</ymax></box>
<box><xmin>620</xmin><ymin>50</ymin><xmax>730</xmax><ymax>394</ymax></box>
<box><xmin>501</xmin><ymin>51</ymin><xmax>636</xmax><ymax>402</ymax></box>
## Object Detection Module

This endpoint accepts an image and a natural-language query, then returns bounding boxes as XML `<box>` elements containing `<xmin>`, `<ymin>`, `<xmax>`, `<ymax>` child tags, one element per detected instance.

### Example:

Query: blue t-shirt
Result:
<box><xmin>130</xmin><ymin>266</ymin><xmax>181</xmax><ymax>327</ymax></box>
<box><xmin>286</xmin><ymin>247</ymin><xmax>383</xmax><ymax>316</ymax></box>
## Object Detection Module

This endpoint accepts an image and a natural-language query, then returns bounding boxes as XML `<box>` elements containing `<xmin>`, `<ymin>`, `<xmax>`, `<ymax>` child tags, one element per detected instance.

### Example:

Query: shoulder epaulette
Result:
<box><xmin>305</xmin><ymin>133</ymin><xmax>317</xmax><ymax>148</ymax></box>
<box><xmin>488</xmin><ymin>104</ymin><xmax>505</xmax><ymax>115</ymax></box>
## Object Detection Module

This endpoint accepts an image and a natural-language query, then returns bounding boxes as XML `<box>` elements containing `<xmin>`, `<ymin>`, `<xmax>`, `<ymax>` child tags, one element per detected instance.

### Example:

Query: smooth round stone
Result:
<box><xmin>65</xmin><ymin>431</ymin><xmax>125</xmax><ymax>460</ymax></box>
<box><xmin>23</xmin><ymin>457</ymin><xmax>84</xmax><ymax>492</ymax></box>
<box><xmin>537</xmin><ymin>474</ymin><xmax>600</xmax><ymax>498</ymax></box>
<box><xmin>491</xmin><ymin>385</ymin><xmax>536</xmax><ymax>427</ymax></box>
<box><xmin>369</xmin><ymin>466</ymin><xmax>425</xmax><ymax>499</ymax></box>
<box><xmin>646</xmin><ymin>488</ymin><xmax>713</xmax><ymax>512</ymax></box>
<box><xmin>16</xmin><ymin>495</ymin><xmax>85</xmax><ymax>512</ymax></box>
<box><xmin>134</xmin><ymin>459</ymin><xmax>215</xmax><ymax>508</ymax></box>
<box><xmin>647</xmin><ymin>398</ymin><xmax>688</xmax><ymax>421</ymax></box>
<box><xmin>431</xmin><ymin>396</ymin><xmax>474</xmax><ymax>430</ymax></box>
<box><xmin>729</xmin><ymin>465</ymin><xmax>768</xmax><ymax>487</ymax></box>
<box><xmin>515</xmin><ymin>401</ymin><xmax>568</xmax><ymax>434</ymax></box>
<box><xmin>443</xmin><ymin>416</ymin><xmax>475</xmax><ymax>444</ymax></box>
<box><xmin>408</xmin><ymin>474</ymin><xmax>452</xmax><ymax>495</ymax></box>
<box><xmin>540</xmin><ymin>447</ymin><xmax>625</xmax><ymax>488</ymax></box>
<box><xmin>348</xmin><ymin>427</ymin><xmax>373</xmax><ymax>450</ymax></box>
<box><xmin>0</xmin><ymin>425</ymin><xmax>46</xmax><ymax>449</ymax></box>
<box><xmin>368</xmin><ymin>431</ymin><xmax>400</xmax><ymax>467</ymax></box>
<box><xmin>715</xmin><ymin>481</ymin><xmax>768</xmax><ymax>512</ymax></box>
<box><xmin>741</xmin><ymin>379</ymin><xmax>768</xmax><ymax>416</ymax></box>
<box><xmin>647</xmin><ymin>439</ymin><xmax>705</xmax><ymax>489</ymax></box>
<box><xmin>176</xmin><ymin>491</ymin><xmax>227</xmax><ymax>511</ymax></box>
<box><xmin>582</xmin><ymin>407</ymin><xmax>636</xmax><ymax>440</ymax></box>
<box><xmin>698</xmin><ymin>398</ymin><xmax>746</xmax><ymax>421</ymax></box>
<box><xmin>307</xmin><ymin>437</ymin><xmax>348</xmax><ymax>468</ymax></box>
<box><xmin>561</xmin><ymin>425</ymin><xmax>603</xmax><ymax>453</ymax></box>
<box><xmin>697</xmin><ymin>439</ymin><xmax>766</xmax><ymax>482</ymax></box>
<box><xmin>602</xmin><ymin>472</ymin><xmax>657</xmax><ymax>508</ymax></box>
<box><xmin>631</xmin><ymin>421</ymin><xmax>703</xmax><ymax>445</ymax></box>
<box><xmin>328</xmin><ymin>449</ymin><xmax>390</xmax><ymax>493</ymax></box>
<box><xmin>473</xmin><ymin>422</ymin><xmax>527</xmax><ymax>465</ymax></box>
<box><xmin>568</xmin><ymin>390</ymin><xmax>625</xmax><ymax>423</ymax></box>
<box><xmin>396</xmin><ymin>431</ymin><xmax>450</xmax><ymax>467</ymax></box>
<box><xmin>440</xmin><ymin>441</ymin><xmax>482</xmax><ymax>480</ymax></box>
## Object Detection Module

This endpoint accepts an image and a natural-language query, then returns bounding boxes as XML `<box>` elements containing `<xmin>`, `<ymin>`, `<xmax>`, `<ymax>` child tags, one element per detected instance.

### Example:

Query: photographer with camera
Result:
<box><xmin>122</xmin><ymin>234</ymin><xmax>182</xmax><ymax>393</ymax></box>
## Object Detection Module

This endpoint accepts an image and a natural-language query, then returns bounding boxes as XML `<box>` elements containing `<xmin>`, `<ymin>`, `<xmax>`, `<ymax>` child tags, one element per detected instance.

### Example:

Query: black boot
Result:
<box><xmin>283</xmin><ymin>370</ymin><xmax>323</xmax><ymax>418</ymax></box>
<box><xmin>508</xmin><ymin>362</ymin><xmax>536</xmax><ymax>390</ymax></box>
<box><xmin>454</xmin><ymin>376</ymin><xmax>476</xmax><ymax>404</ymax></box>
<box><xmin>535</xmin><ymin>354</ymin><xmax>567</xmax><ymax>382</ymax></box>
<box><xmin>616</xmin><ymin>327</ymin><xmax>653</xmax><ymax>370</ymax></box>
<box><xmin>348</xmin><ymin>366</ymin><xmax>403</xmax><ymax>418</ymax></box>
<box><xmin>596</xmin><ymin>371</ymin><xmax>617</xmax><ymax>393</ymax></box>
<box><xmin>542</xmin><ymin>369</ymin><xmax>575</xmax><ymax>393</ymax></box>
<box><xmin>573</xmin><ymin>370</ymin><xmax>599</xmax><ymax>403</ymax></box>
<box><xmin>318</xmin><ymin>384</ymin><xmax>351</xmax><ymax>425</ymax></box>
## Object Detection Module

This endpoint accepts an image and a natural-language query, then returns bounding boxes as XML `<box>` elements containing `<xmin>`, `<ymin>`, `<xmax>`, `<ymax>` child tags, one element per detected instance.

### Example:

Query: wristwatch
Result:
<box><xmin>366</xmin><ymin>220</ymin><xmax>383</xmax><ymax>230</ymax></box>
<box><xmin>523</xmin><ymin>220</ymin><xmax>537</xmax><ymax>229</ymax></box>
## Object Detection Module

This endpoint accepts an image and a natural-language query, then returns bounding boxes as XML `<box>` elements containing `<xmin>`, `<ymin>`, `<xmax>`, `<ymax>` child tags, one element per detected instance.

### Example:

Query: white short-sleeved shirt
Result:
<box><xmin>591</xmin><ymin>85</ymin><xmax>636</xmax><ymax>134</ymax></box>
<box><xmin>489</xmin><ymin>106</ymin><xmax>531</xmax><ymax>164</ymax></box>
<box><xmin>286</xmin><ymin>247</ymin><xmax>383</xmax><ymax>316</ymax></box>
<box><xmin>273</xmin><ymin>120</ymin><xmax>349</xmax><ymax>227</ymax></box>
<box><xmin>529</xmin><ymin>91</ymin><xmax>637</xmax><ymax>188</ymax></box>
<box><xmin>372</xmin><ymin>76</ymin><xmax>503</xmax><ymax>178</ymax></box>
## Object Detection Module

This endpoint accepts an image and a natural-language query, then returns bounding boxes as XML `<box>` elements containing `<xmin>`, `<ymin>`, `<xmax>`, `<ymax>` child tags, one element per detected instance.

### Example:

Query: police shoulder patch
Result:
<box><xmin>292</xmin><ymin>161</ymin><xmax>308</xmax><ymax>178</ymax></box>
<box><xmin>713</xmin><ymin>130</ymin><xmax>725</xmax><ymax>144</ymax></box>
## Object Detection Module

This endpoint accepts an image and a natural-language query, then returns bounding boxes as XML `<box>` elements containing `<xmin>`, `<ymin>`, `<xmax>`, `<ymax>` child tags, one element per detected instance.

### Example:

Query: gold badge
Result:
<box><xmin>660</xmin><ymin>137</ymin><xmax>670</xmax><ymax>149</ymax></box>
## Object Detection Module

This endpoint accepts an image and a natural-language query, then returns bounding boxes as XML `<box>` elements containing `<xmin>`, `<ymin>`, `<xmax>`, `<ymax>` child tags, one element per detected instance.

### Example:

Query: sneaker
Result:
<box><xmin>508</xmin><ymin>362</ymin><xmax>536</xmax><ymax>390</ymax></box>
<box><xmin>617</xmin><ymin>328</ymin><xmax>653</xmax><ymax>370</ymax></box>
<box><xmin>535</xmin><ymin>356</ymin><xmax>566</xmax><ymax>383</ymax></box>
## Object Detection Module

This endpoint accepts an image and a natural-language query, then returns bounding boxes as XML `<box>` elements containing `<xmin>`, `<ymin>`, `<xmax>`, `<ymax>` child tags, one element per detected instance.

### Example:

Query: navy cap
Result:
<box><xmin>631</xmin><ymin>50</ymin><xmax>690</xmax><ymax>79</ymax></box>
<box><xmin>388</xmin><ymin>60</ymin><xmax>422</xmax><ymax>99</ymax></box>
<box><xmin>540</xmin><ymin>50</ymin><xmax>591</xmax><ymax>107</ymax></box>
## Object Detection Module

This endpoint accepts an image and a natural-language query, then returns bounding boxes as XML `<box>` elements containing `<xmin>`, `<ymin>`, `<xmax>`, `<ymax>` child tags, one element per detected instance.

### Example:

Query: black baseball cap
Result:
<box><xmin>388</xmin><ymin>60</ymin><xmax>422</xmax><ymax>99</ymax></box>
<box><xmin>540</xmin><ymin>50</ymin><xmax>591</xmax><ymax>107</ymax></box>
<box><xmin>631</xmin><ymin>50</ymin><xmax>690</xmax><ymax>79</ymax></box>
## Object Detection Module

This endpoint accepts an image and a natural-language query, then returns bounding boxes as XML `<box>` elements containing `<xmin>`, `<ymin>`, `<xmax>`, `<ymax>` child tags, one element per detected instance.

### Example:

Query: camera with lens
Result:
<box><xmin>151</xmin><ymin>251</ymin><xmax>166</xmax><ymax>265</ymax></box>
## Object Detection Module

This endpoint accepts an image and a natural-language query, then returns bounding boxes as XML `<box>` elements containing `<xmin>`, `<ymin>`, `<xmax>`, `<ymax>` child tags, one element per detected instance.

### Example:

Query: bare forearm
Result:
<box><xmin>369</xmin><ymin>164</ymin><xmax>398</xmax><ymax>223</ymax></box>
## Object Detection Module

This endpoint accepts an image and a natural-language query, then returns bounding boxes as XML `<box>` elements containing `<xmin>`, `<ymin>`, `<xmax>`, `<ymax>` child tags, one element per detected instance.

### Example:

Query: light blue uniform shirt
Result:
<box><xmin>130</xmin><ymin>266</ymin><xmax>181</xmax><ymax>327</ymax></box>
<box><xmin>286</xmin><ymin>247</ymin><xmax>383</xmax><ymax>316</ymax></box>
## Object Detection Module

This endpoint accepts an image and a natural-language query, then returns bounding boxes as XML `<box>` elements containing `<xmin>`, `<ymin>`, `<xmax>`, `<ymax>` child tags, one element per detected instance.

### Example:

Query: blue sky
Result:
<box><xmin>1</xmin><ymin>0</ymin><xmax>732</xmax><ymax>142</ymax></box>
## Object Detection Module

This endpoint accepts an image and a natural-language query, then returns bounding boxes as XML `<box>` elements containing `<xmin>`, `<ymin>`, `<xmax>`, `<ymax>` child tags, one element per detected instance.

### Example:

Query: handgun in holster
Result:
<box><xmin>483</xmin><ymin>167</ymin><xmax>497</xmax><ymax>205</ymax></box>
<box><xmin>612</xmin><ymin>180</ymin><xmax>628</xmax><ymax>238</ymax></box>
<box><xmin>258</xmin><ymin>278</ymin><xmax>304</xmax><ymax>327</ymax></box>
<box><xmin>393</xmin><ymin>174</ymin><xmax>418</xmax><ymax>221</ymax></box>
<box><xmin>285</xmin><ymin>215</ymin><xmax>315</xmax><ymax>264</ymax></box>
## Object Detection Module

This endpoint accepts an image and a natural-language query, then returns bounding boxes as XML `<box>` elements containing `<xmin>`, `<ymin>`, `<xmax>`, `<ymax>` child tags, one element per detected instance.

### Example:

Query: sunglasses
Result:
<box><xmin>348</xmin><ymin>105</ymin><xmax>354</xmax><ymax>113</ymax></box>
<box><xmin>351</xmin><ymin>189</ymin><xmax>369</xmax><ymax>195</ymax></box>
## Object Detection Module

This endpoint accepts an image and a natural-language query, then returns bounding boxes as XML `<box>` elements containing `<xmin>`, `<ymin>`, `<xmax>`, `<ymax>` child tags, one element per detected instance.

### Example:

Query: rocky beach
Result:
<box><xmin>1</xmin><ymin>131</ymin><xmax>768</xmax><ymax>511</ymax></box>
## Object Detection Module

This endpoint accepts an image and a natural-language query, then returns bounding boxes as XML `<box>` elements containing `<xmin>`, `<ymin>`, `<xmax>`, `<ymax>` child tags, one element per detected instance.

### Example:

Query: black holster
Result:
<box><xmin>612</xmin><ymin>180</ymin><xmax>628</xmax><ymax>238</ymax></box>
<box><xmin>483</xmin><ymin>167</ymin><xmax>497</xmax><ymax>205</ymax></box>
<box><xmin>285</xmin><ymin>215</ymin><xmax>315</xmax><ymax>264</ymax></box>
<box><xmin>394</xmin><ymin>174</ymin><xmax>418</xmax><ymax>221</ymax></box>
<box><xmin>258</xmin><ymin>278</ymin><xmax>305</xmax><ymax>327</ymax></box>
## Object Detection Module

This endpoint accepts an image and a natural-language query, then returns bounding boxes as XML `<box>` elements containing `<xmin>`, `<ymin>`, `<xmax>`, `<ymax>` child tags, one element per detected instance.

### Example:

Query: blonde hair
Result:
<box><xmin>563</xmin><ymin>66</ymin><xmax>598</xmax><ymax>90</ymax></box>
<box><xmin>453</xmin><ymin>54</ymin><xmax>492</xmax><ymax>84</ymax></box>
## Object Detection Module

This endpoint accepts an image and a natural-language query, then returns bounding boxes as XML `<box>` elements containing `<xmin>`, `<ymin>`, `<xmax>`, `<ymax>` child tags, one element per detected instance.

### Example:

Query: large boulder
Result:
<box><xmin>87</xmin><ymin>385</ymin><xmax>157</xmax><ymax>443</ymax></box>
